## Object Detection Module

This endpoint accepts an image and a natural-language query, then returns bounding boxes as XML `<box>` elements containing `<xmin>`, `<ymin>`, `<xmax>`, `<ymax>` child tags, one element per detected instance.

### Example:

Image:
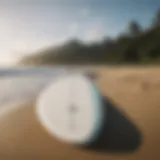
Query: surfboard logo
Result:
<box><xmin>69</xmin><ymin>104</ymin><xmax>78</xmax><ymax>131</ymax></box>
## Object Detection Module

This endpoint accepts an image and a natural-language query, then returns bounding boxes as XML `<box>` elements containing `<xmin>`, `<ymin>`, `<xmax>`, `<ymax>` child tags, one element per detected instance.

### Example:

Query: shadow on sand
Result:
<box><xmin>81</xmin><ymin>96</ymin><xmax>142</xmax><ymax>154</ymax></box>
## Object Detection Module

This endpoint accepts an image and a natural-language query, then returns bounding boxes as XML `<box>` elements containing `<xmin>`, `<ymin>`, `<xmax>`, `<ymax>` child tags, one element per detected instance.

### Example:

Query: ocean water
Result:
<box><xmin>0</xmin><ymin>67</ymin><xmax>91</xmax><ymax>107</ymax></box>
<box><xmin>0</xmin><ymin>68</ymin><xmax>68</xmax><ymax>107</ymax></box>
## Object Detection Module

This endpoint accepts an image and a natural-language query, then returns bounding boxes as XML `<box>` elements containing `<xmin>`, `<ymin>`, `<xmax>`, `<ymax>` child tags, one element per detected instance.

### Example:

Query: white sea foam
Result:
<box><xmin>0</xmin><ymin>67</ymin><xmax>92</xmax><ymax>109</ymax></box>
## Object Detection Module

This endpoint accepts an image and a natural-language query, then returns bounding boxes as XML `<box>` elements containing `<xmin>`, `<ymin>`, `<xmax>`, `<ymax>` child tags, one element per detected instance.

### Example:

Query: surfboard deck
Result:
<box><xmin>36</xmin><ymin>74</ymin><xmax>104</xmax><ymax>146</ymax></box>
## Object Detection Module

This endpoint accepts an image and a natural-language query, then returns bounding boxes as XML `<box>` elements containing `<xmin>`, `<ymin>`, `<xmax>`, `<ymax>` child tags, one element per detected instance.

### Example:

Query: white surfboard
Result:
<box><xmin>36</xmin><ymin>74</ymin><xmax>104</xmax><ymax>146</ymax></box>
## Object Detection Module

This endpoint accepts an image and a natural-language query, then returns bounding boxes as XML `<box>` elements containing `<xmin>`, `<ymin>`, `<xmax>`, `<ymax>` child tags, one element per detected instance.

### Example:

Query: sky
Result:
<box><xmin>0</xmin><ymin>0</ymin><xmax>160</xmax><ymax>66</ymax></box>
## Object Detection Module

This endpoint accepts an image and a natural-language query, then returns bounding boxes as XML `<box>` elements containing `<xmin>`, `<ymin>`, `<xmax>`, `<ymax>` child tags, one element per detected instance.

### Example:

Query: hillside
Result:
<box><xmin>19</xmin><ymin>26</ymin><xmax>160</xmax><ymax>66</ymax></box>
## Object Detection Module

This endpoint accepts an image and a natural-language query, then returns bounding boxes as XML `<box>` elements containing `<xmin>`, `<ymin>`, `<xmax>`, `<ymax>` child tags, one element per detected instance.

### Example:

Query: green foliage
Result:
<box><xmin>152</xmin><ymin>9</ymin><xmax>160</xmax><ymax>28</ymax></box>
<box><xmin>19</xmin><ymin>10</ymin><xmax>160</xmax><ymax>66</ymax></box>
<box><xmin>128</xmin><ymin>20</ymin><xmax>143</xmax><ymax>37</ymax></box>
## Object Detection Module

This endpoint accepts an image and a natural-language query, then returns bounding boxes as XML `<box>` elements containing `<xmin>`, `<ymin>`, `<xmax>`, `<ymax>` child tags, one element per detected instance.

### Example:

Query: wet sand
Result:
<box><xmin>0</xmin><ymin>67</ymin><xmax>160</xmax><ymax>159</ymax></box>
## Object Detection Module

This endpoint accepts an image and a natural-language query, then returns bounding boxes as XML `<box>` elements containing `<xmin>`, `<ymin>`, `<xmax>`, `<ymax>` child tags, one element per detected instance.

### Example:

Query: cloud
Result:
<box><xmin>79</xmin><ymin>8</ymin><xmax>91</xmax><ymax>18</ymax></box>
<box><xmin>84</xmin><ymin>27</ymin><xmax>104</xmax><ymax>42</ymax></box>
<box><xmin>68</xmin><ymin>22</ymin><xmax>79</xmax><ymax>37</ymax></box>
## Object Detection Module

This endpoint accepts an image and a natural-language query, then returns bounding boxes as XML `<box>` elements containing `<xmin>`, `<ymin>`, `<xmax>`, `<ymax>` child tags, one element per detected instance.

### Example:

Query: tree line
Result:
<box><xmin>19</xmin><ymin>9</ymin><xmax>160</xmax><ymax>65</ymax></box>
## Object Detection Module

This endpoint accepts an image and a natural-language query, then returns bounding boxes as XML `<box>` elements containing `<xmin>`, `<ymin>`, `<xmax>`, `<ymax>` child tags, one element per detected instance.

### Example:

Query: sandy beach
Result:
<box><xmin>0</xmin><ymin>66</ymin><xmax>159</xmax><ymax>160</ymax></box>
